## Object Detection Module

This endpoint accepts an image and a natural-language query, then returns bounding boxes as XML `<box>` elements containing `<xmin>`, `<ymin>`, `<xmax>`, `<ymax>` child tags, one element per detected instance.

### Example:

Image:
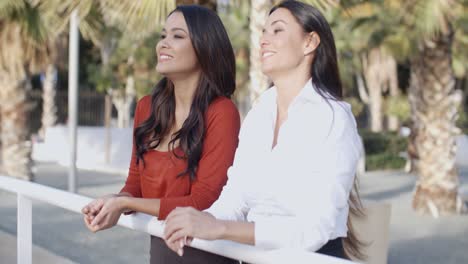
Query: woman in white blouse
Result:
<box><xmin>163</xmin><ymin>0</ymin><xmax>364</xmax><ymax>260</ymax></box>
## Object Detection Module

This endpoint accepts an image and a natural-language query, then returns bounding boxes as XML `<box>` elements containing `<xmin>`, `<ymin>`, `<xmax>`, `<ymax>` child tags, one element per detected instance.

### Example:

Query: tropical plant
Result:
<box><xmin>342</xmin><ymin>0</ymin><xmax>467</xmax><ymax>216</ymax></box>
<box><xmin>0</xmin><ymin>0</ymin><xmax>58</xmax><ymax>180</ymax></box>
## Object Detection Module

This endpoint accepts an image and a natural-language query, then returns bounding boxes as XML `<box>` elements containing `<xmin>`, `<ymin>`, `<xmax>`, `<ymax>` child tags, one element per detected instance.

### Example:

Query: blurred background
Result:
<box><xmin>0</xmin><ymin>0</ymin><xmax>467</xmax><ymax>263</ymax></box>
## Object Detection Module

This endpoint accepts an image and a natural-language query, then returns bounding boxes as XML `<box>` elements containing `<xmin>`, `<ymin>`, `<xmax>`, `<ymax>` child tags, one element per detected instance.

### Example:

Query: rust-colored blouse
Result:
<box><xmin>120</xmin><ymin>95</ymin><xmax>240</xmax><ymax>220</ymax></box>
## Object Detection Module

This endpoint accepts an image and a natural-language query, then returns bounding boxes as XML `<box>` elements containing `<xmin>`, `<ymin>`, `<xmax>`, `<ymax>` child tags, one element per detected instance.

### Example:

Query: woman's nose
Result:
<box><xmin>159</xmin><ymin>39</ymin><xmax>169</xmax><ymax>49</ymax></box>
<box><xmin>260</xmin><ymin>34</ymin><xmax>270</xmax><ymax>47</ymax></box>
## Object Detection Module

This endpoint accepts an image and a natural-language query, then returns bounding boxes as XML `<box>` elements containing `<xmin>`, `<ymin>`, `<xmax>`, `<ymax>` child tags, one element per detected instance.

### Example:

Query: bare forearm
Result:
<box><xmin>219</xmin><ymin>220</ymin><xmax>255</xmax><ymax>245</ymax></box>
<box><xmin>121</xmin><ymin>197</ymin><xmax>161</xmax><ymax>217</ymax></box>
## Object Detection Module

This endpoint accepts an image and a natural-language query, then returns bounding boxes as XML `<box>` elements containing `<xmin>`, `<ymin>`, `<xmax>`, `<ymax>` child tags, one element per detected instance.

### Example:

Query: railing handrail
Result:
<box><xmin>0</xmin><ymin>175</ymin><xmax>356</xmax><ymax>264</ymax></box>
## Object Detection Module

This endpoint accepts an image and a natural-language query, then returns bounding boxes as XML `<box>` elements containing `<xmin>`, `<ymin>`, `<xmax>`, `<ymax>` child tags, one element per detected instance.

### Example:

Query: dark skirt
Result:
<box><xmin>316</xmin><ymin>237</ymin><xmax>348</xmax><ymax>260</ymax></box>
<box><xmin>150</xmin><ymin>236</ymin><xmax>239</xmax><ymax>264</ymax></box>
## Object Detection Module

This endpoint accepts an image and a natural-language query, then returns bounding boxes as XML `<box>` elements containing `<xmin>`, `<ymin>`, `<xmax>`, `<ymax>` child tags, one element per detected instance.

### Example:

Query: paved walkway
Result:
<box><xmin>0</xmin><ymin>162</ymin><xmax>150</xmax><ymax>264</ymax></box>
<box><xmin>359</xmin><ymin>168</ymin><xmax>468</xmax><ymax>264</ymax></box>
<box><xmin>1</xmin><ymin>162</ymin><xmax>467</xmax><ymax>263</ymax></box>
<box><xmin>0</xmin><ymin>229</ymin><xmax>77</xmax><ymax>264</ymax></box>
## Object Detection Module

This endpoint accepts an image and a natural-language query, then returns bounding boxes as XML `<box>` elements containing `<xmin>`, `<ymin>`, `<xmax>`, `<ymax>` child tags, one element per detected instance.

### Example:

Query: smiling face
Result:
<box><xmin>155</xmin><ymin>12</ymin><xmax>200</xmax><ymax>77</ymax></box>
<box><xmin>260</xmin><ymin>8</ymin><xmax>318</xmax><ymax>78</ymax></box>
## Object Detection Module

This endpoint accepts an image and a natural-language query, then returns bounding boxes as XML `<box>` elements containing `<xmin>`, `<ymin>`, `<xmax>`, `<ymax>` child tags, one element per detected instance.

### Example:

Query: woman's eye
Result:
<box><xmin>274</xmin><ymin>29</ymin><xmax>283</xmax><ymax>34</ymax></box>
<box><xmin>174</xmin><ymin>35</ymin><xmax>184</xmax><ymax>39</ymax></box>
<box><xmin>160</xmin><ymin>34</ymin><xmax>166</xmax><ymax>39</ymax></box>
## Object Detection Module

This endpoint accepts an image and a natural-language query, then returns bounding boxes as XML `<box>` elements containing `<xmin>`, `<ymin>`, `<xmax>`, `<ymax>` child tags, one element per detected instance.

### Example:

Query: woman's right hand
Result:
<box><xmin>82</xmin><ymin>194</ymin><xmax>117</xmax><ymax>219</ymax></box>
<box><xmin>82</xmin><ymin>194</ymin><xmax>132</xmax><ymax>232</ymax></box>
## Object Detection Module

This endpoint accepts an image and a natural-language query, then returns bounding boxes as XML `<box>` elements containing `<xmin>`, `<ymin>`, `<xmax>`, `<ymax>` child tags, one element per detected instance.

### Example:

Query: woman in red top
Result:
<box><xmin>81</xmin><ymin>5</ymin><xmax>240</xmax><ymax>264</ymax></box>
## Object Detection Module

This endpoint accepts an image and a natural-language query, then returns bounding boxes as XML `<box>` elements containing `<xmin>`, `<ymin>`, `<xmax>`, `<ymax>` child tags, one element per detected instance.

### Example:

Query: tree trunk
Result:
<box><xmin>385</xmin><ymin>55</ymin><xmax>399</xmax><ymax>131</ymax></box>
<box><xmin>409</xmin><ymin>29</ymin><xmax>465</xmax><ymax>216</ymax></box>
<box><xmin>111</xmin><ymin>75</ymin><xmax>136</xmax><ymax>128</ymax></box>
<box><xmin>0</xmin><ymin>77</ymin><xmax>33</xmax><ymax>180</ymax></box>
<box><xmin>361</xmin><ymin>48</ymin><xmax>400</xmax><ymax>132</ymax></box>
<box><xmin>361</xmin><ymin>49</ymin><xmax>384</xmax><ymax>132</ymax></box>
<box><xmin>249</xmin><ymin>0</ymin><xmax>272</xmax><ymax>103</ymax></box>
<box><xmin>39</xmin><ymin>64</ymin><xmax>58</xmax><ymax>138</ymax></box>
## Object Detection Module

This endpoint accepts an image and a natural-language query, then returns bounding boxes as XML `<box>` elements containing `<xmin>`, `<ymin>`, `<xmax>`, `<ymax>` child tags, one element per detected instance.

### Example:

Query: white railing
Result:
<box><xmin>0</xmin><ymin>175</ymin><xmax>356</xmax><ymax>264</ymax></box>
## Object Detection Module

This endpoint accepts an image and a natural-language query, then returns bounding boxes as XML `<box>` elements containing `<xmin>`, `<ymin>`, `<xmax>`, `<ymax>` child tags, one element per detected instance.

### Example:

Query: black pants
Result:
<box><xmin>242</xmin><ymin>238</ymin><xmax>348</xmax><ymax>264</ymax></box>
<box><xmin>150</xmin><ymin>236</ymin><xmax>239</xmax><ymax>264</ymax></box>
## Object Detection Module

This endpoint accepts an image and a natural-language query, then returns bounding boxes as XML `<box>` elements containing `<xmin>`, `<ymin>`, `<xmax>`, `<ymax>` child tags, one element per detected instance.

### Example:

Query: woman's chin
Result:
<box><xmin>261</xmin><ymin>66</ymin><xmax>274</xmax><ymax>76</ymax></box>
<box><xmin>156</xmin><ymin>67</ymin><xmax>171</xmax><ymax>76</ymax></box>
<box><xmin>261</xmin><ymin>66</ymin><xmax>279</xmax><ymax>79</ymax></box>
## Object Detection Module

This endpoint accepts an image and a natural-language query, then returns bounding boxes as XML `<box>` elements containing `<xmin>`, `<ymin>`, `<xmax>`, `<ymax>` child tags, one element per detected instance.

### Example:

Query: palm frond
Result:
<box><xmin>0</xmin><ymin>0</ymin><xmax>25</xmax><ymax>18</ymax></box>
<box><xmin>381</xmin><ymin>29</ymin><xmax>413</xmax><ymax>62</ymax></box>
<box><xmin>302</xmin><ymin>0</ymin><xmax>339</xmax><ymax>12</ymax></box>
<box><xmin>341</xmin><ymin>2</ymin><xmax>377</xmax><ymax>19</ymax></box>
<box><xmin>99</xmin><ymin>0</ymin><xmax>175</xmax><ymax>40</ymax></box>
<box><xmin>411</xmin><ymin>0</ymin><xmax>455</xmax><ymax>38</ymax></box>
<box><xmin>0</xmin><ymin>1</ymin><xmax>50</xmax><ymax>75</ymax></box>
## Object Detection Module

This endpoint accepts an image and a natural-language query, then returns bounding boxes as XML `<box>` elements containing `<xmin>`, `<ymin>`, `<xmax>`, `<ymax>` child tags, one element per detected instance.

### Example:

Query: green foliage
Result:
<box><xmin>86</xmin><ymin>29</ymin><xmax>161</xmax><ymax>97</ymax></box>
<box><xmin>361</xmin><ymin>130</ymin><xmax>407</xmax><ymax>155</ymax></box>
<box><xmin>56</xmin><ymin>0</ymin><xmax>174</xmax><ymax>44</ymax></box>
<box><xmin>360</xmin><ymin>130</ymin><xmax>408</xmax><ymax>170</ymax></box>
<box><xmin>218</xmin><ymin>0</ymin><xmax>251</xmax><ymax>106</ymax></box>
<box><xmin>339</xmin><ymin>0</ymin><xmax>467</xmax><ymax>63</ymax></box>
<box><xmin>457</xmin><ymin>104</ymin><xmax>468</xmax><ymax>133</ymax></box>
<box><xmin>453</xmin><ymin>8</ymin><xmax>468</xmax><ymax>78</ymax></box>
<box><xmin>385</xmin><ymin>95</ymin><xmax>410</xmax><ymax>122</ymax></box>
<box><xmin>219</xmin><ymin>1</ymin><xmax>250</xmax><ymax>52</ymax></box>
<box><xmin>366</xmin><ymin>152</ymin><xmax>406</xmax><ymax>171</ymax></box>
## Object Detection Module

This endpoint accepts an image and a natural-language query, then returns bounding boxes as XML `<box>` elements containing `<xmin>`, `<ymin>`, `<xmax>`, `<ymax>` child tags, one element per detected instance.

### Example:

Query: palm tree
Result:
<box><xmin>408</xmin><ymin>0</ymin><xmax>467</xmax><ymax>216</ymax></box>
<box><xmin>360</xmin><ymin>47</ymin><xmax>399</xmax><ymax>132</ymax></box>
<box><xmin>39</xmin><ymin>36</ymin><xmax>68</xmax><ymax>138</ymax></box>
<box><xmin>0</xmin><ymin>0</ymin><xmax>52</xmax><ymax>180</ymax></box>
<box><xmin>333</xmin><ymin>1</ymin><xmax>401</xmax><ymax>132</ymax></box>
<box><xmin>344</xmin><ymin>0</ymin><xmax>467</xmax><ymax>216</ymax></box>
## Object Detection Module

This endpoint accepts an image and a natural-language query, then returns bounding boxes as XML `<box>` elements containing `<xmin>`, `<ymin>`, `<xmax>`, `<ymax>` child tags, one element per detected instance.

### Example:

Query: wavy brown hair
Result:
<box><xmin>270</xmin><ymin>0</ymin><xmax>366</xmax><ymax>260</ymax></box>
<box><xmin>134</xmin><ymin>5</ymin><xmax>236</xmax><ymax>180</ymax></box>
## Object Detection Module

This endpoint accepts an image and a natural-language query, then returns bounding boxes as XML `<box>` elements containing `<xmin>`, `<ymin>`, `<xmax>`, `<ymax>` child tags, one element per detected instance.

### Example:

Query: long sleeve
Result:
<box><xmin>204</xmin><ymin>105</ymin><xmax>261</xmax><ymax>221</ymax></box>
<box><xmin>253</xmin><ymin>104</ymin><xmax>361</xmax><ymax>250</ymax></box>
<box><xmin>119</xmin><ymin>96</ymin><xmax>150</xmax><ymax>198</ymax></box>
<box><xmin>158</xmin><ymin>99</ymin><xmax>240</xmax><ymax>220</ymax></box>
<box><xmin>204</xmin><ymin>155</ymin><xmax>248</xmax><ymax>221</ymax></box>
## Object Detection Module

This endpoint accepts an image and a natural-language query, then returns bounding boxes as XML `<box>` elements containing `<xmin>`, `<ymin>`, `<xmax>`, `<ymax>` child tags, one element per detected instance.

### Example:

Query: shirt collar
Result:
<box><xmin>296</xmin><ymin>78</ymin><xmax>324</xmax><ymax>103</ymax></box>
<box><xmin>271</xmin><ymin>78</ymin><xmax>323</xmax><ymax>106</ymax></box>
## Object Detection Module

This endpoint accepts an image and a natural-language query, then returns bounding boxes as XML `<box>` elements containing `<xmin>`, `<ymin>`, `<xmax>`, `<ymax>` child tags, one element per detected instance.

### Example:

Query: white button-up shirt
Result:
<box><xmin>206</xmin><ymin>79</ymin><xmax>362</xmax><ymax>251</ymax></box>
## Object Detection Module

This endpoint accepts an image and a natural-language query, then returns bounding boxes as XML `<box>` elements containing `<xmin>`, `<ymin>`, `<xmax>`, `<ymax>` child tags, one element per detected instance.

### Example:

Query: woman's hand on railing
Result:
<box><xmin>81</xmin><ymin>194</ymin><xmax>128</xmax><ymax>233</ymax></box>
<box><xmin>82</xmin><ymin>194</ymin><xmax>115</xmax><ymax>218</ymax></box>
<box><xmin>165</xmin><ymin>235</ymin><xmax>194</xmax><ymax>256</ymax></box>
<box><xmin>163</xmin><ymin>207</ymin><xmax>224</xmax><ymax>255</ymax></box>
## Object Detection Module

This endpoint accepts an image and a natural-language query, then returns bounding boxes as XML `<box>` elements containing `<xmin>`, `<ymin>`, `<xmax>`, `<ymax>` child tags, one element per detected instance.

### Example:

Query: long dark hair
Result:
<box><xmin>270</xmin><ymin>0</ymin><xmax>366</xmax><ymax>260</ymax></box>
<box><xmin>134</xmin><ymin>5</ymin><xmax>236</xmax><ymax>180</ymax></box>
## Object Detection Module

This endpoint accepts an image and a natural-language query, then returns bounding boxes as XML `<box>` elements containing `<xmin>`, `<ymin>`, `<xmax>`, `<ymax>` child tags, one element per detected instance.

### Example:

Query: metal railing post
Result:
<box><xmin>17</xmin><ymin>194</ymin><xmax>32</xmax><ymax>264</ymax></box>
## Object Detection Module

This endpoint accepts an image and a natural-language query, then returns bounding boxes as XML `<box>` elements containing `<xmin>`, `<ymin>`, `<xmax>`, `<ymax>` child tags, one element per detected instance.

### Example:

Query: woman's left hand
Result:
<box><xmin>88</xmin><ymin>196</ymin><xmax>126</xmax><ymax>232</ymax></box>
<box><xmin>163</xmin><ymin>207</ymin><xmax>224</xmax><ymax>253</ymax></box>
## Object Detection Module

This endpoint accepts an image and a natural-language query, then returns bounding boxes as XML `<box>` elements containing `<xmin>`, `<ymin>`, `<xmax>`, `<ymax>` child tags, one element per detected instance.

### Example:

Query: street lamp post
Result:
<box><xmin>68</xmin><ymin>10</ymin><xmax>79</xmax><ymax>193</ymax></box>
